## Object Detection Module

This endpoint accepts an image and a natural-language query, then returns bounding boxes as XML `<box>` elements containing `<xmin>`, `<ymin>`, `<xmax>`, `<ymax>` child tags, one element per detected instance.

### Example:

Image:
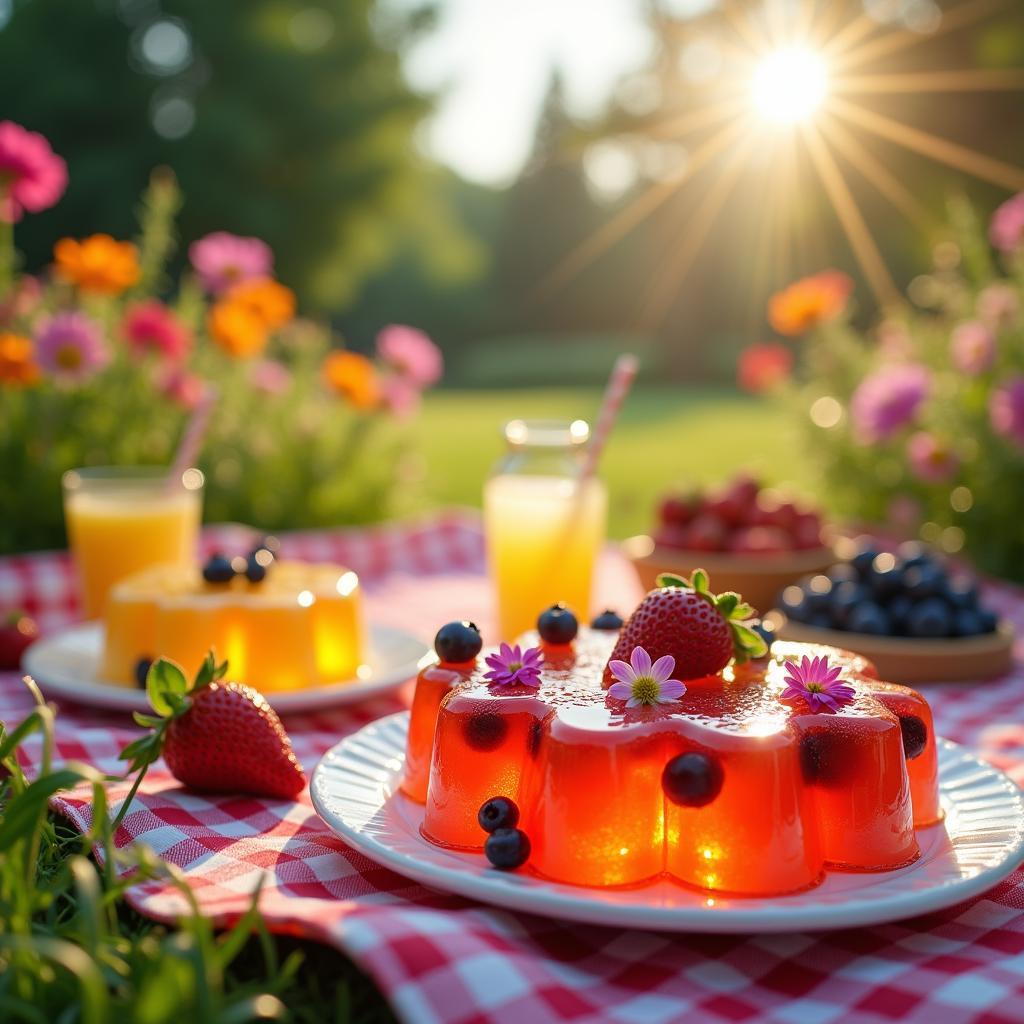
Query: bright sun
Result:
<box><xmin>751</xmin><ymin>46</ymin><xmax>829</xmax><ymax>124</ymax></box>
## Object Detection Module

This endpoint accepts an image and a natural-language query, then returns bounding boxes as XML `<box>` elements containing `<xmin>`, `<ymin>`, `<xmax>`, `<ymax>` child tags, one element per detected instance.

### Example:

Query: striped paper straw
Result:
<box><xmin>167</xmin><ymin>384</ymin><xmax>218</xmax><ymax>489</ymax></box>
<box><xmin>580</xmin><ymin>354</ymin><xmax>638</xmax><ymax>480</ymax></box>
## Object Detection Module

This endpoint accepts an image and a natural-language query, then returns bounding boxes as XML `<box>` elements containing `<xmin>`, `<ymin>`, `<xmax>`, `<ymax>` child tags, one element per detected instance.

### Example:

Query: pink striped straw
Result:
<box><xmin>581</xmin><ymin>354</ymin><xmax>638</xmax><ymax>479</ymax></box>
<box><xmin>167</xmin><ymin>384</ymin><xmax>218</xmax><ymax>489</ymax></box>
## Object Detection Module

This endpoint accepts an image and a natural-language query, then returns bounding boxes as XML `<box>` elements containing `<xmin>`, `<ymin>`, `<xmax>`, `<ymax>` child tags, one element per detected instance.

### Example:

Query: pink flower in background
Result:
<box><xmin>121</xmin><ymin>300</ymin><xmax>191</xmax><ymax>360</ymax></box>
<box><xmin>737</xmin><ymin>343</ymin><xmax>792</xmax><ymax>393</ymax></box>
<box><xmin>780</xmin><ymin>655</ymin><xmax>855</xmax><ymax>714</ymax></box>
<box><xmin>0</xmin><ymin>121</ymin><xmax>67</xmax><ymax>222</ymax></box>
<box><xmin>850</xmin><ymin>363</ymin><xmax>930</xmax><ymax>443</ymax></box>
<box><xmin>950</xmin><ymin>321</ymin><xmax>995</xmax><ymax>376</ymax></box>
<box><xmin>376</xmin><ymin>325</ymin><xmax>442</xmax><ymax>388</ymax></box>
<box><xmin>977</xmin><ymin>282</ymin><xmax>1019</xmax><ymax>330</ymax></box>
<box><xmin>876</xmin><ymin>320</ymin><xmax>914</xmax><ymax>360</ymax></box>
<box><xmin>379</xmin><ymin>373</ymin><xmax>421</xmax><ymax>419</ymax></box>
<box><xmin>907</xmin><ymin>432</ymin><xmax>959</xmax><ymax>483</ymax></box>
<box><xmin>34</xmin><ymin>312</ymin><xmax>108</xmax><ymax>382</ymax></box>
<box><xmin>887</xmin><ymin>494</ymin><xmax>922</xmax><ymax>531</ymax></box>
<box><xmin>989</xmin><ymin>193</ymin><xmax>1024</xmax><ymax>254</ymax></box>
<box><xmin>189</xmin><ymin>232</ymin><xmax>273</xmax><ymax>294</ymax></box>
<box><xmin>0</xmin><ymin>275</ymin><xmax>41</xmax><ymax>325</ymax></box>
<box><xmin>158</xmin><ymin>366</ymin><xmax>205</xmax><ymax>410</ymax></box>
<box><xmin>990</xmin><ymin>375</ymin><xmax>1024</xmax><ymax>448</ymax></box>
<box><xmin>249</xmin><ymin>359</ymin><xmax>291</xmax><ymax>395</ymax></box>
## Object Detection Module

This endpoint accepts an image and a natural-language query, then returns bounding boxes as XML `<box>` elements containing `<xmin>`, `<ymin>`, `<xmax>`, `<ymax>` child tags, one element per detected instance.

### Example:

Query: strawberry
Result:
<box><xmin>605</xmin><ymin>569</ymin><xmax>766</xmax><ymax>682</ymax></box>
<box><xmin>728</xmin><ymin>525</ymin><xmax>793</xmax><ymax>555</ymax></box>
<box><xmin>120</xmin><ymin>651</ymin><xmax>305</xmax><ymax>800</ymax></box>
<box><xmin>0</xmin><ymin>611</ymin><xmax>38</xmax><ymax>670</ymax></box>
<box><xmin>683</xmin><ymin>514</ymin><xmax>728</xmax><ymax>552</ymax></box>
<box><xmin>658</xmin><ymin>493</ymin><xmax>697</xmax><ymax>527</ymax></box>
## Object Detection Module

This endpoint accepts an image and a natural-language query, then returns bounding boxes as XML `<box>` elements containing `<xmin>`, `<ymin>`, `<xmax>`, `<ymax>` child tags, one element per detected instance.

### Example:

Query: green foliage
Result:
<box><xmin>0</xmin><ymin>682</ymin><xmax>395</xmax><ymax>1023</ymax></box>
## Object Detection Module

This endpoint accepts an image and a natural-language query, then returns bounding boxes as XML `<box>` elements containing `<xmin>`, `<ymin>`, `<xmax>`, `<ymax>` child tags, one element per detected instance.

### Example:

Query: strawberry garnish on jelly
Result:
<box><xmin>605</xmin><ymin>569</ymin><xmax>766</xmax><ymax>682</ymax></box>
<box><xmin>120</xmin><ymin>651</ymin><xmax>305</xmax><ymax>800</ymax></box>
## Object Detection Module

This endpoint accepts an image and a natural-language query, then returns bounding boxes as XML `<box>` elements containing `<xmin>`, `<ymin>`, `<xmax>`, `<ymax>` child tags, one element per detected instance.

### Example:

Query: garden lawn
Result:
<box><xmin>417</xmin><ymin>387</ymin><xmax>813</xmax><ymax>538</ymax></box>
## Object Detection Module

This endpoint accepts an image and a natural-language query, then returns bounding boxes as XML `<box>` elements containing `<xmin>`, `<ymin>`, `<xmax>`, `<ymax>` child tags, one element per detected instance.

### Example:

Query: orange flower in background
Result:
<box><xmin>768</xmin><ymin>270</ymin><xmax>853</xmax><ymax>337</ymax></box>
<box><xmin>225</xmin><ymin>277</ymin><xmax>295</xmax><ymax>330</ymax></box>
<box><xmin>323</xmin><ymin>350</ymin><xmax>380</xmax><ymax>410</ymax></box>
<box><xmin>53</xmin><ymin>234</ymin><xmax>140</xmax><ymax>295</ymax></box>
<box><xmin>0</xmin><ymin>333</ymin><xmax>41</xmax><ymax>387</ymax></box>
<box><xmin>737</xmin><ymin>342</ymin><xmax>793</xmax><ymax>393</ymax></box>
<box><xmin>208</xmin><ymin>300</ymin><xmax>267</xmax><ymax>358</ymax></box>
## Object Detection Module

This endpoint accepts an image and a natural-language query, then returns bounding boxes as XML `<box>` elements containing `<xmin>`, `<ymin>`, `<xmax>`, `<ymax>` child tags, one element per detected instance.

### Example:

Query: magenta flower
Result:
<box><xmin>122</xmin><ymin>300</ymin><xmax>191</xmax><ymax>360</ymax></box>
<box><xmin>950</xmin><ymin>321</ymin><xmax>995</xmax><ymax>376</ymax></box>
<box><xmin>157</xmin><ymin>366</ymin><xmax>206</xmax><ymax>410</ymax></box>
<box><xmin>977</xmin><ymin>283</ymin><xmax>1019</xmax><ymax>331</ymax></box>
<box><xmin>850</xmin><ymin>363</ymin><xmax>930</xmax><ymax>443</ymax></box>
<box><xmin>990</xmin><ymin>375</ymin><xmax>1024</xmax><ymax>448</ymax></box>
<box><xmin>483</xmin><ymin>643</ymin><xmax>543</xmax><ymax>688</ymax></box>
<box><xmin>0</xmin><ymin>121</ymin><xmax>67</xmax><ymax>222</ymax></box>
<box><xmin>376</xmin><ymin>325</ymin><xmax>442</xmax><ymax>388</ymax></box>
<box><xmin>607</xmin><ymin>646</ymin><xmax>686</xmax><ymax>708</ymax></box>
<box><xmin>379</xmin><ymin>373</ymin><xmax>421</xmax><ymax>420</ymax></box>
<box><xmin>34</xmin><ymin>312</ymin><xmax>108</xmax><ymax>382</ymax></box>
<box><xmin>780</xmin><ymin>655</ymin><xmax>855</xmax><ymax>714</ymax></box>
<box><xmin>188</xmin><ymin>231</ymin><xmax>273</xmax><ymax>294</ymax></box>
<box><xmin>989</xmin><ymin>193</ymin><xmax>1024</xmax><ymax>254</ymax></box>
<box><xmin>250</xmin><ymin>359</ymin><xmax>292</xmax><ymax>395</ymax></box>
<box><xmin>907</xmin><ymin>431</ymin><xmax>958</xmax><ymax>484</ymax></box>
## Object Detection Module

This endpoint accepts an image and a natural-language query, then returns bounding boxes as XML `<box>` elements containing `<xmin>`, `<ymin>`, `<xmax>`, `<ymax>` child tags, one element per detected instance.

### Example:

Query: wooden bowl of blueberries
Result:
<box><xmin>764</xmin><ymin>537</ymin><xmax>1014</xmax><ymax>684</ymax></box>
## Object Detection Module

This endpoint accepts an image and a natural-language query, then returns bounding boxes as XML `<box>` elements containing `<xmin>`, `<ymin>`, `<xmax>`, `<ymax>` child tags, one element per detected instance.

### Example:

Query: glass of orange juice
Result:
<box><xmin>484</xmin><ymin>420</ymin><xmax>607</xmax><ymax>640</ymax></box>
<box><xmin>63</xmin><ymin>466</ymin><xmax>204</xmax><ymax>619</ymax></box>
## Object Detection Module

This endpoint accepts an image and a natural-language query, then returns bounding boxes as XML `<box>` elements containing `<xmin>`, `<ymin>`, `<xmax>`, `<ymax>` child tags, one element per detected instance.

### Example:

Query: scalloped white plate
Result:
<box><xmin>311</xmin><ymin>712</ymin><xmax>1024</xmax><ymax>933</ymax></box>
<box><xmin>25</xmin><ymin>622</ymin><xmax>429</xmax><ymax>713</ymax></box>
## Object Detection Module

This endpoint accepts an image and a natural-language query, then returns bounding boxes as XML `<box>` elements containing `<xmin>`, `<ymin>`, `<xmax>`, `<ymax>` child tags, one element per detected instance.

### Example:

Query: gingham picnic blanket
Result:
<box><xmin>3</xmin><ymin>512</ymin><xmax>1024</xmax><ymax>1024</ymax></box>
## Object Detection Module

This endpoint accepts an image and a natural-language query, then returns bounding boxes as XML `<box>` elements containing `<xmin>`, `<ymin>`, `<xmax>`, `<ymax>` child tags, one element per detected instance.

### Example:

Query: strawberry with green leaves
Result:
<box><xmin>121</xmin><ymin>651</ymin><xmax>305</xmax><ymax>800</ymax></box>
<box><xmin>605</xmin><ymin>569</ymin><xmax>767</xmax><ymax>683</ymax></box>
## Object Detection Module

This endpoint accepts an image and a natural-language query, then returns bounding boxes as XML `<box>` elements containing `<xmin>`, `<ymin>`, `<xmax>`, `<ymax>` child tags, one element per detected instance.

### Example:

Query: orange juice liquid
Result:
<box><xmin>65</xmin><ymin>488</ymin><xmax>201</xmax><ymax>618</ymax></box>
<box><xmin>484</xmin><ymin>474</ymin><xmax>607</xmax><ymax>640</ymax></box>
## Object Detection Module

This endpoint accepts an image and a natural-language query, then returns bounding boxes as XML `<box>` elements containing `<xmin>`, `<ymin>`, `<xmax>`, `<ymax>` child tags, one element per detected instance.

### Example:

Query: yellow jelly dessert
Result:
<box><xmin>101</xmin><ymin>559</ymin><xmax>364</xmax><ymax>691</ymax></box>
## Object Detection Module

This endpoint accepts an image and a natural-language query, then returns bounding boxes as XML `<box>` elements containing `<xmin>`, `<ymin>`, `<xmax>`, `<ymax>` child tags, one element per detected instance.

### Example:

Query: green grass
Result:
<box><xmin>417</xmin><ymin>387</ymin><xmax>813</xmax><ymax>537</ymax></box>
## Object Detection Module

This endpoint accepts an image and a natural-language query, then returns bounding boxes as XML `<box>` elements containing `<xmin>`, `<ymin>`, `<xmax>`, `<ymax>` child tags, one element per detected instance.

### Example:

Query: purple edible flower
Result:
<box><xmin>780</xmin><ymin>655</ymin><xmax>856</xmax><ymax>714</ymax></box>
<box><xmin>850</xmin><ymin>363</ymin><xmax>930</xmax><ymax>443</ymax></box>
<box><xmin>483</xmin><ymin>643</ymin><xmax>543</xmax><ymax>688</ymax></box>
<box><xmin>607</xmin><ymin>646</ymin><xmax>686</xmax><ymax>708</ymax></box>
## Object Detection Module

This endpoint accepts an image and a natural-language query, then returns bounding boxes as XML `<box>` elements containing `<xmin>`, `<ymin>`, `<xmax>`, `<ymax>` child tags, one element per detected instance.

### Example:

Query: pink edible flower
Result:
<box><xmin>950</xmin><ymin>321</ymin><xmax>995</xmax><ymax>376</ymax></box>
<box><xmin>188</xmin><ymin>231</ymin><xmax>273</xmax><ymax>294</ymax></box>
<box><xmin>379</xmin><ymin>373</ymin><xmax>421</xmax><ymax>420</ymax></box>
<box><xmin>990</xmin><ymin>375</ymin><xmax>1024</xmax><ymax>448</ymax></box>
<box><xmin>0</xmin><ymin>121</ymin><xmax>67</xmax><ymax>222</ymax></box>
<box><xmin>607</xmin><ymin>646</ymin><xmax>686</xmax><ymax>708</ymax></box>
<box><xmin>250</xmin><ymin>359</ymin><xmax>292</xmax><ymax>395</ymax></box>
<box><xmin>158</xmin><ymin>366</ymin><xmax>206</xmax><ymax>410</ymax></box>
<box><xmin>989</xmin><ymin>193</ymin><xmax>1024</xmax><ymax>254</ymax></box>
<box><xmin>122</xmin><ymin>300</ymin><xmax>191</xmax><ymax>361</ymax></box>
<box><xmin>907</xmin><ymin>431</ymin><xmax>958</xmax><ymax>484</ymax></box>
<box><xmin>850</xmin><ymin>363</ymin><xmax>930</xmax><ymax>443</ymax></box>
<box><xmin>483</xmin><ymin>643</ymin><xmax>543</xmax><ymax>688</ymax></box>
<box><xmin>977</xmin><ymin>283</ymin><xmax>1019</xmax><ymax>331</ymax></box>
<box><xmin>376</xmin><ymin>324</ymin><xmax>442</xmax><ymax>388</ymax></box>
<box><xmin>34</xmin><ymin>312</ymin><xmax>108</xmax><ymax>383</ymax></box>
<box><xmin>781</xmin><ymin>655</ymin><xmax>855</xmax><ymax>714</ymax></box>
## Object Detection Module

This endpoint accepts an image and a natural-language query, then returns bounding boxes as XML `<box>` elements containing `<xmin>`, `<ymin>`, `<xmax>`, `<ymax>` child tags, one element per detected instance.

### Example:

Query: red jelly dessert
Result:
<box><xmin>401</xmin><ymin>630</ymin><xmax>941</xmax><ymax>895</ymax></box>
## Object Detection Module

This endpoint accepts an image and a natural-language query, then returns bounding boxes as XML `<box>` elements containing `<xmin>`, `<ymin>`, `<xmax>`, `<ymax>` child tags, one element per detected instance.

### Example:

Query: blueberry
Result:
<box><xmin>976</xmin><ymin>608</ymin><xmax>999</xmax><ymax>634</ymax></box>
<box><xmin>478</xmin><ymin>797</ymin><xmax>520</xmax><ymax>833</ymax></box>
<box><xmin>590</xmin><ymin>609</ymin><xmax>624</xmax><ymax>631</ymax></box>
<box><xmin>886</xmin><ymin>594</ymin><xmax>914</xmax><ymax>635</ymax></box>
<box><xmin>867</xmin><ymin>553</ymin><xmax>904</xmax><ymax>600</ymax></box>
<box><xmin>134</xmin><ymin>657</ymin><xmax>153</xmax><ymax>688</ymax></box>
<box><xmin>851</xmin><ymin>541</ymin><xmax>880</xmax><ymax>578</ymax></box>
<box><xmin>527</xmin><ymin>719</ymin><xmax>544</xmax><ymax>758</ymax></box>
<box><xmin>244</xmin><ymin>552</ymin><xmax>268</xmax><ymax>583</ymax></box>
<box><xmin>952</xmin><ymin>609</ymin><xmax>984</xmax><ymax>637</ymax></box>
<box><xmin>846</xmin><ymin>602</ymin><xmax>892</xmax><ymax>636</ymax></box>
<box><xmin>662</xmin><ymin>752</ymin><xmax>723</xmax><ymax>807</ymax></box>
<box><xmin>806</xmin><ymin>611</ymin><xmax>834</xmax><ymax>629</ymax></box>
<box><xmin>899</xmin><ymin>715</ymin><xmax>928</xmax><ymax>760</ymax></box>
<box><xmin>802</xmin><ymin>575</ymin><xmax>833</xmax><ymax>614</ymax></box>
<box><xmin>898</xmin><ymin>540</ymin><xmax>935</xmax><ymax>570</ymax></box>
<box><xmin>779</xmin><ymin>585</ymin><xmax>807</xmax><ymax>620</ymax></box>
<box><xmin>434</xmin><ymin>621</ymin><xmax>483</xmax><ymax>664</ymax></box>
<box><xmin>464</xmin><ymin>713</ymin><xmax>507</xmax><ymax>752</ymax></box>
<box><xmin>202</xmin><ymin>553</ymin><xmax>236</xmax><ymax>584</ymax></box>
<box><xmin>944</xmin><ymin>577</ymin><xmax>978</xmax><ymax>610</ymax></box>
<box><xmin>484</xmin><ymin>827</ymin><xmax>531</xmax><ymax>870</ymax></box>
<box><xmin>537</xmin><ymin>603</ymin><xmax>578</xmax><ymax>644</ymax></box>
<box><xmin>827</xmin><ymin>563</ymin><xmax>859</xmax><ymax>585</ymax></box>
<box><xmin>905</xmin><ymin>598</ymin><xmax>952</xmax><ymax>638</ymax></box>
<box><xmin>829</xmin><ymin>581</ymin><xmax>868</xmax><ymax>629</ymax></box>
<box><xmin>800</xmin><ymin>731</ymin><xmax>854</xmax><ymax>786</ymax></box>
<box><xmin>904</xmin><ymin>563</ymin><xmax>946</xmax><ymax>599</ymax></box>
<box><xmin>751</xmin><ymin>619</ymin><xmax>775</xmax><ymax>655</ymax></box>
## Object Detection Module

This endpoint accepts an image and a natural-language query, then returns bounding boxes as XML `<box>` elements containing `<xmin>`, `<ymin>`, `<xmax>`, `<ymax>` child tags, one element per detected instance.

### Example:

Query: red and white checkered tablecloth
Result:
<box><xmin>3</xmin><ymin>512</ymin><xmax>1024</xmax><ymax>1024</ymax></box>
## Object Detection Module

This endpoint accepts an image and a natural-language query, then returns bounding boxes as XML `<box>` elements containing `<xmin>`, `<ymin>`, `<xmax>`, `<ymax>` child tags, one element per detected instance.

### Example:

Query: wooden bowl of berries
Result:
<box><xmin>765</xmin><ymin>538</ymin><xmax>1015</xmax><ymax>684</ymax></box>
<box><xmin>624</xmin><ymin>475</ymin><xmax>836</xmax><ymax>614</ymax></box>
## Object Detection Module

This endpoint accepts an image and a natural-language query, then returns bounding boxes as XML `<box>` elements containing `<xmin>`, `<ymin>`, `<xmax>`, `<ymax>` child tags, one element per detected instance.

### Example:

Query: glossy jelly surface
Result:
<box><xmin>405</xmin><ymin>631</ymin><xmax>940</xmax><ymax>895</ymax></box>
<box><xmin>102</xmin><ymin>561</ymin><xmax>364</xmax><ymax>691</ymax></box>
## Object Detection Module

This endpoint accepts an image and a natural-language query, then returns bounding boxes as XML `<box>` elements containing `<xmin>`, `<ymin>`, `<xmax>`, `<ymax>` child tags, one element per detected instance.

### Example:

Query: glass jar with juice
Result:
<box><xmin>63</xmin><ymin>466</ymin><xmax>204</xmax><ymax>619</ymax></box>
<box><xmin>484</xmin><ymin>419</ymin><xmax>607</xmax><ymax>640</ymax></box>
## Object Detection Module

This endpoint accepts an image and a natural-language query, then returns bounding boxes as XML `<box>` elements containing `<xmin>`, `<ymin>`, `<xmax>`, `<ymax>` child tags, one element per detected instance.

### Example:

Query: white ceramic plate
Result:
<box><xmin>311</xmin><ymin>711</ymin><xmax>1024</xmax><ymax>933</ymax></box>
<box><xmin>25</xmin><ymin>622</ymin><xmax>429</xmax><ymax>713</ymax></box>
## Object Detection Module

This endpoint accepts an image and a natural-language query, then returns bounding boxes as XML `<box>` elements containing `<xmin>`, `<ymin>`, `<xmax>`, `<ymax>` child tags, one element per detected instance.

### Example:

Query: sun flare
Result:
<box><xmin>751</xmin><ymin>46</ymin><xmax>829</xmax><ymax>124</ymax></box>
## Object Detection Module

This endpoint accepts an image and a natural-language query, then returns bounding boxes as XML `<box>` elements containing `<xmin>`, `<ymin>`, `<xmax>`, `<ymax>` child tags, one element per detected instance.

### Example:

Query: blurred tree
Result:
<box><xmin>0</xmin><ymin>0</ymin><xmax>478</xmax><ymax>311</ymax></box>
